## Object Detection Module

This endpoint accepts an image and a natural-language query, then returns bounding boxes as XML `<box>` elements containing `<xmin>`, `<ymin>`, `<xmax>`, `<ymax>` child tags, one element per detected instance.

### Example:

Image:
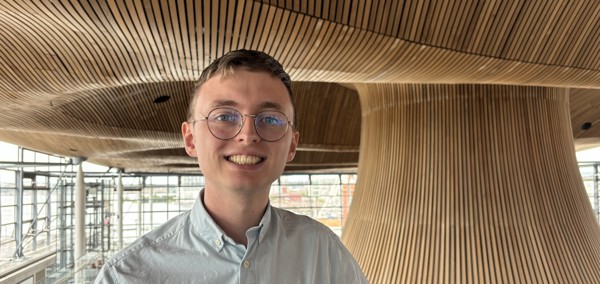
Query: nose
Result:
<box><xmin>236</xmin><ymin>115</ymin><xmax>261</xmax><ymax>143</ymax></box>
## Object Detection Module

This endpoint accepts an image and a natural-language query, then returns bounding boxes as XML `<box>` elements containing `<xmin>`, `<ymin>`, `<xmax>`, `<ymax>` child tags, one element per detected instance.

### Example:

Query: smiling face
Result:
<box><xmin>182</xmin><ymin>69</ymin><xmax>299</xmax><ymax>197</ymax></box>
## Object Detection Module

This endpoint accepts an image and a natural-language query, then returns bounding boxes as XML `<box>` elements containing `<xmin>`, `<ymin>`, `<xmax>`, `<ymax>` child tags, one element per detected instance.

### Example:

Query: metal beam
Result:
<box><xmin>14</xmin><ymin>169</ymin><xmax>24</xmax><ymax>259</ymax></box>
<box><xmin>0</xmin><ymin>161</ymin><xmax>71</xmax><ymax>169</ymax></box>
<box><xmin>74</xmin><ymin>164</ymin><xmax>85</xmax><ymax>260</ymax></box>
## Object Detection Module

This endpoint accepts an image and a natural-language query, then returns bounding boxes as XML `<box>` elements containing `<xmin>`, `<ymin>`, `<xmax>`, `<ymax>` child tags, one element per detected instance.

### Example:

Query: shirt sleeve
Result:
<box><xmin>94</xmin><ymin>263</ymin><xmax>117</xmax><ymax>284</ymax></box>
<box><xmin>328</xmin><ymin>230</ymin><xmax>370</xmax><ymax>283</ymax></box>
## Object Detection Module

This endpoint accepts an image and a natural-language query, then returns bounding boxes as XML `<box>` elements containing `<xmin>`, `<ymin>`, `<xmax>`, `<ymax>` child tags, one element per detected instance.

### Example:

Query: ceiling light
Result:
<box><xmin>153</xmin><ymin>95</ymin><xmax>171</xmax><ymax>104</ymax></box>
<box><xmin>582</xmin><ymin>122</ymin><xmax>592</xmax><ymax>130</ymax></box>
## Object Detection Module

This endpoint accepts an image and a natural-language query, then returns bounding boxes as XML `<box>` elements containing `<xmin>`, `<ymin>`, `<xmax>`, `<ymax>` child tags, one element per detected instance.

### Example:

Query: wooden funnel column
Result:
<box><xmin>343</xmin><ymin>84</ymin><xmax>600</xmax><ymax>283</ymax></box>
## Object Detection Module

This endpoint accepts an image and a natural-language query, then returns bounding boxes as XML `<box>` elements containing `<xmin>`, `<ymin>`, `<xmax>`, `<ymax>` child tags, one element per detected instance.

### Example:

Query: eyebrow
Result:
<box><xmin>209</xmin><ymin>99</ymin><xmax>238</xmax><ymax>109</ymax></box>
<box><xmin>259</xmin><ymin>101</ymin><xmax>283</xmax><ymax>110</ymax></box>
<box><xmin>209</xmin><ymin>99</ymin><xmax>283</xmax><ymax>111</ymax></box>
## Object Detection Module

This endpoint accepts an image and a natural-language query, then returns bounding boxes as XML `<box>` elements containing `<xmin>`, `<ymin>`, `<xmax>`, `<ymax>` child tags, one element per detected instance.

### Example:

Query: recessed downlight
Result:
<box><xmin>153</xmin><ymin>95</ymin><xmax>171</xmax><ymax>104</ymax></box>
<box><xmin>582</xmin><ymin>122</ymin><xmax>592</xmax><ymax>130</ymax></box>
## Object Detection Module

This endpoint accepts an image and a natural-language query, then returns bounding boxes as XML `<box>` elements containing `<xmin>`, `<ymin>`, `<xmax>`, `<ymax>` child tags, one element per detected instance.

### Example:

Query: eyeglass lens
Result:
<box><xmin>206</xmin><ymin>108</ymin><xmax>289</xmax><ymax>141</ymax></box>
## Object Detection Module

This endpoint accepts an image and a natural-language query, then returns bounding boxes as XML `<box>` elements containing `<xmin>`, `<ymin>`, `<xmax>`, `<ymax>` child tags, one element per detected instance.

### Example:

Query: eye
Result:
<box><xmin>215</xmin><ymin>114</ymin><xmax>237</xmax><ymax>122</ymax></box>
<box><xmin>209</xmin><ymin>109</ymin><xmax>240</xmax><ymax>123</ymax></box>
<box><xmin>258</xmin><ymin>113</ymin><xmax>286</xmax><ymax>127</ymax></box>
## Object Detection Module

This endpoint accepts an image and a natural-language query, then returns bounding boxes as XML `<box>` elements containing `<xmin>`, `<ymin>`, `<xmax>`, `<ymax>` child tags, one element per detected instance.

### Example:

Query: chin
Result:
<box><xmin>229</xmin><ymin>176</ymin><xmax>277</xmax><ymax>192</ymax></box>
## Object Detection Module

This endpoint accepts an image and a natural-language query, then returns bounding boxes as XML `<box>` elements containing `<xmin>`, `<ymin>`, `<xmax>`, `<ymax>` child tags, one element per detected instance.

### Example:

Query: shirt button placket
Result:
<box><xmin>239</xmin><ymin>259</ymin><xmax>255</xmax><ymax>284</ymax></box>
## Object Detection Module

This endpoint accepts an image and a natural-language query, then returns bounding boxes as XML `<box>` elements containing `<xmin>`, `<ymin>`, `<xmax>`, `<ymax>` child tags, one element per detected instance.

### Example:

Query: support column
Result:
<box><xmin>595</xmin><ymin>165</ymin><xmax>599</xmax><ymax>219</ymax></box>
<box><xmin>46</xmin><ymin>178</ymin><xmax>51</xmax><ymax>246</ymax></box>
<box><xmin>14</xmin><ymin>169</ymin><xmax>24</xmax><ymax>259</ymax></box>
<box><xmin>31</xmin><ymin>185</ymin><xmax>37</xmax><ymax>251</ymax></box>
<box><xmin>74</xmin><ymin>163</ymin><xmax>85</xmax><ymax>260</ymax></box>
<box><xmin>117</xmin><ymin>172</ymin><xmax>123</xmax><ymax>250</ymax></box>
<box><xmin>343</xmin><ymin>84</ymin><xmax>600</xmax><ymax>283</ymax></box>
<box><xmin>58</xmin><ymin>179</ymin><xmax>67</xmax><ymax>267</ymax></box>
<box><xmin>137</xmin><ymin>190</ymin><xmax>142</xmax><ymax>237</ymax></box>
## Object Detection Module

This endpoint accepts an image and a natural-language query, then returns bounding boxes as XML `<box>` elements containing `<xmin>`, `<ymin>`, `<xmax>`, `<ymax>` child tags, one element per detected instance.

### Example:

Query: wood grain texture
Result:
<box><xmin>0</xmin><ymin>1</ymin><xmax>600</xmax><ymax>173</ymax></box>
<box><xmin>343</xmin><ymin>84</ymin><xmax>600</xmax><ymax>283</ymax></box>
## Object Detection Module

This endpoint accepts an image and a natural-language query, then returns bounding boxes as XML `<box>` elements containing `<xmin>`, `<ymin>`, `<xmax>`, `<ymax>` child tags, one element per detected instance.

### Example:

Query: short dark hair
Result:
<box><xmin>187</xmin><ymin>50</ymin><xmax>296</xmax><ymax>127</ymax></box>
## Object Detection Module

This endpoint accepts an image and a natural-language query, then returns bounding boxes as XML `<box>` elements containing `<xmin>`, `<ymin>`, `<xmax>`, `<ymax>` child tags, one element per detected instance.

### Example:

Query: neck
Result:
<box><xmin>202</xmin><ymin>187</ymin><xmax>269</xmax><ymax>246</ymax></box>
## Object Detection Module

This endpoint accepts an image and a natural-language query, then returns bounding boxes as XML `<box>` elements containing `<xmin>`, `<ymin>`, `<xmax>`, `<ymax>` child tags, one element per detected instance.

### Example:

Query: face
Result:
<box><xmin>182</xmin><ymin>69</ymin><xmax>299</xmax><ymax>197</ymax></box>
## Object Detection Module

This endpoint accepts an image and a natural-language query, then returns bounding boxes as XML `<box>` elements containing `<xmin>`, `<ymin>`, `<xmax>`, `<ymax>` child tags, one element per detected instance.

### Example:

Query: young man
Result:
<box><xmin>95</xmin><ymin>50</ymin><xmax>368</xmax><ymax>283</ymax></box>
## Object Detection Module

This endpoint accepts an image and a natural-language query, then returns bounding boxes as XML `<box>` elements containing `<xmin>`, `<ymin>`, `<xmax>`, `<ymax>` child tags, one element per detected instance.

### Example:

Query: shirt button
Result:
<box><xmin>214</xmin><ymin>239</ymin><xmax>222</xmax><ymax>246</ymax></box>
<box><xmin>243</xmin><ymin>261</ymin><xmax>251</xmax><ymax>268</ymax></box>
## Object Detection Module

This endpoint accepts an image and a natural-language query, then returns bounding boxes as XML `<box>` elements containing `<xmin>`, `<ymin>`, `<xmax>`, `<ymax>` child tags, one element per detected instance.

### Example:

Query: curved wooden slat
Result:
<box><xmin>343</xmin><ymin>84</ymin><xmax>600</xmax><ymax>283</ymax></box>
<box><xmin>0</xmin><ymin>0</ymin><xmax>599</xmax><ymax>172</ymax></box>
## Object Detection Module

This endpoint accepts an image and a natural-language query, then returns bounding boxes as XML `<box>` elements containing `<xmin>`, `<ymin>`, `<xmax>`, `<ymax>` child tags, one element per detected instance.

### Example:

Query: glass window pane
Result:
<box><xmin>584</xmin><ymin>181</ymin><xmax>595</xmax><ymax>196</ymax></box>
<box><xmin>23</xmin><ymin>150</ymin><xmax>35</xmax><ymax>162</ymax></box>
<box><xmin>0</xmin><ymin>142</ymin><xmax>18</xmax><ymax>161</ymax></box>
<box><xmin>1</xmin><ymin>171</ymin><xmax>16</xmax><ymax>188</ymax></box>
<box><xmin>168</xmin><ymin>176</ymin><xmax>178</xmax><ymax>186</ymax></box>
<box><xmin>180</xmin><ymin>187</ymin><xmax>199</xmax><ymax>200</ymax></box>
<box><xmin>123</xmin><ymin>212</ymin><xmax>137</xmax><ymax>226</ymax></box>
<box><xmin>1</xmin><ymin>189</ymin><xmax>16</xmax><ymax>205</ymax></box>
<box><xmin>49</xmin><ymin>155</ymin><xmax>61</xmax><ymax>163</ymax></box>
<box><xmin>23</xmin><ymin>190</ymin><xmax>33</xmax><ymax>204</ymax></box>
<box><xmin>280</xmin><ymin>175</ymin><xmax>309</xmax><ymax>185</ymax></box>
<box><xmin>2</xmin><ymin>206</ymin><xmax>15</xmax><ymax>223</ymax></box>
<box><xmin>23</xmin><ymin>204</ymin><xmax>33</xmax><ymax>221</ymax></box>
<box><xmin>35</xmin><ymin>152</ymin><xmax>49</xmax><ymax>162</ymax></box>
<box><xmin>341</xmin><ymin>174</ymin><xmax>357</xmax><ymax>184</ymax></box>
<box><xmin>579</xmin><ymin>166</ymin><xmax>594</xmax><ymax>178</ymax></box>
<box><xmin>37</xmin><ymin>191</ymin><xmax>47</xmax><ymax>208</ymax></box>
<box><xmin>142</xmin><ymin>195</ymin><xmax>152</xmax><ymax>211</ymax></box>
<box><xmin>269</xmin><ymin>196</ymin><xmax>280</xmax><ymax>207</ymax></box>
<box><xmin>180</xmin><ymin>175</ymin><xmax>204</xmax><ymax>186</ymax></box>
<box><xmin>122</xmin><ymin>177</ymin><xmax>142</xmax><ymax>186</ymax></box>
<box><xmin>38</xmin><ymin>208</ymin><xmax>47</xmax><ymax>219</ymax></box>
<box><xmin>168</xmin><ymin>197</ymin><xmax>179</xmax><ymax>212</ymax></box>
<box><xmin>148</xmin><ymin>176</ymin><xmax>169</xmax><ymax>186</ymax></box>
<box><xmin>311</xmin><ymin>174</ymin><xmax>340</xmax><ymax>185</ymax></box>
<box><xmin>35</xmin><ymin>175</ymin><xmax>48</xmax><ymax>188</ymax></box>
<box><xmin>168</xmin><ymin>212</ymin><xmax>180</xmax><ymax>219</ymax></box>
<box><xmin>269</xmin><ymin>185</ymin><xmax>280</xmax><ymax>197</ymax></box>
<box><xmin>153</xmin><ymin>212</ymin><xmax>168</xmax><ymax>224</ymax></box>
<box><xmin>48</xmin><ymin>166</ymin><xmax>64</xmax><ymax>172</ymax></box>
<box><xmin>1</xmin><ymin>223</ymin><xmax>15</xmax><ymax>238</ymax></box>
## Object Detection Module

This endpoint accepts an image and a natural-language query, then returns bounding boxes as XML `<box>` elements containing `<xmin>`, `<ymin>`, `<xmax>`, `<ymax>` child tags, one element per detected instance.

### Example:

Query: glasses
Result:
<box><xmin>190</xmin><ymin>107</ymin><xmax>293</xmax><ymax>142</ymax></box>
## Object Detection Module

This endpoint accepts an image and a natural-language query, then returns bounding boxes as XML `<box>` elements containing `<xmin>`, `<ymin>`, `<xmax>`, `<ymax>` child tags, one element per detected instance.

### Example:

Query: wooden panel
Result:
<box><xmin>0</xmin><ymin>80</ymin><xmax>360</xmax><ymax>173</ymax></box>
<box><xmin>267</xmin><ymin>0</ymin><xmax>600</xmax><ymax>70</ymax></box>
<box><xmin>0</xmin><ymin>0</ymin><xmax>599</xmax><ymax>172</ymax></box>
<box><xmin>293</xmin><ymin>82</ymin><xmax>361</xmax><ymax>148</ymax></box>
<box><xmin>343</xmin><ymin>84</ymin><xmax>600</xmax><ymax>283</ymax></box>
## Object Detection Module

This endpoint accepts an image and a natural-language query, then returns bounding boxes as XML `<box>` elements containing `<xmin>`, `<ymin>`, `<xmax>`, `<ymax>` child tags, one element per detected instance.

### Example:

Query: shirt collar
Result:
<box><xmin>190</xmin><ymin>189</ymin><xmax>226</xmax><ymax>251</ymax></box>
<box><xmin>257</xmin><ymin>204</ymin><xmax>271</xmax><ymax>244</ymax></box>
<box><xmin>190</xmin><ymin>188</ymin><xmax>273</xmax><ymax>250</ymax></box>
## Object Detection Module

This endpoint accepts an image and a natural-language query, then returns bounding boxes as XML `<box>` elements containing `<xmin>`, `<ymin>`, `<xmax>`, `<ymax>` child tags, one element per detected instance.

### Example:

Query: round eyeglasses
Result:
<box><xmin>190</xmin><ymin>107</ymin><xmax>293</xmax><ymax>142</ymax></box>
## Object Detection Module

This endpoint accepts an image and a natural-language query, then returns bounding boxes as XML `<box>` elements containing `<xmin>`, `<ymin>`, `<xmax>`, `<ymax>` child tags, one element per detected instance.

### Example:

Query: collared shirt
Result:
<box><xmin>95</xmin><ymin>189</ymin><xmax>368</xmax><ymax>283</ymax></box>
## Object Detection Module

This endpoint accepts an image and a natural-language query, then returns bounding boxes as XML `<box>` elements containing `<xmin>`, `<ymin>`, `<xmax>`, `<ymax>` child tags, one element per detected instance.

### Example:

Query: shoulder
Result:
<box><xmin>101</xmin><ymin>211</ymin><xmax>191</xmax><ymax>271</ymax></box>
<box><xmin>268</xmin><ymin>207</ymin><xmax>369</xmax><ymax>283</ymax></box>
<box><xmin>270</xmin><ymin>207</ymin><xmax>342</xmax><ymax>246</ymax></box>
<box><xmin>271</xmin><ymin>207</ymin><xmax>333</xmax><ymax>233</ymax></box>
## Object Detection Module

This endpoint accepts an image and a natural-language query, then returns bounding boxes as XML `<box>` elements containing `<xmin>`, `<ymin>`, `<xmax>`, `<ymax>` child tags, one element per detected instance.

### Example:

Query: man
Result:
<box><xmin>95</xmin><ymin>50</ymin><xmax>368</xmax><ymax>283</ymax></box>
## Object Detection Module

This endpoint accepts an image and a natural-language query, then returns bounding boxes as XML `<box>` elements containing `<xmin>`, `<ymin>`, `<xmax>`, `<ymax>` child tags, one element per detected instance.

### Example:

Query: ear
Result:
<box><xmin>287</xmin><ymin>130</ymin><xmax>299</xmax><ymax>162</ymax></box>
<box><xmin>182</xmin><ymin>121</ymin><xmax>197</xmax><ymax>157</ymax></box>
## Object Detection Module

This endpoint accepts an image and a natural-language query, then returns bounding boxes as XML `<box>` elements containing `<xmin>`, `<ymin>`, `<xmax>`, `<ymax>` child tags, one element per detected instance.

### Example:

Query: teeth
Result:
<box><xmin>228</xmin><ymin>155</ymin><xmax>262</xmax><ymax>165</ymax></box>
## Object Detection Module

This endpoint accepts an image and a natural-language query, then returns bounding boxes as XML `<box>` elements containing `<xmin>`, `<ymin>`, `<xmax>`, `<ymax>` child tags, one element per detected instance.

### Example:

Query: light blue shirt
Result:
<box><xmin>95</xmin><ymin>189</ymin><xmax>368</xmax><ymax>283</ymax></box>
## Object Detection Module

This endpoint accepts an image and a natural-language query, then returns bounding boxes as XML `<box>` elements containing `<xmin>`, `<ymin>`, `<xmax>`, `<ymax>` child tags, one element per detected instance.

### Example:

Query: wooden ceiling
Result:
<box><xmin>0</xmin><ymin>1</ymin><xmax>599</xmax><ymax>173</ymax></box>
